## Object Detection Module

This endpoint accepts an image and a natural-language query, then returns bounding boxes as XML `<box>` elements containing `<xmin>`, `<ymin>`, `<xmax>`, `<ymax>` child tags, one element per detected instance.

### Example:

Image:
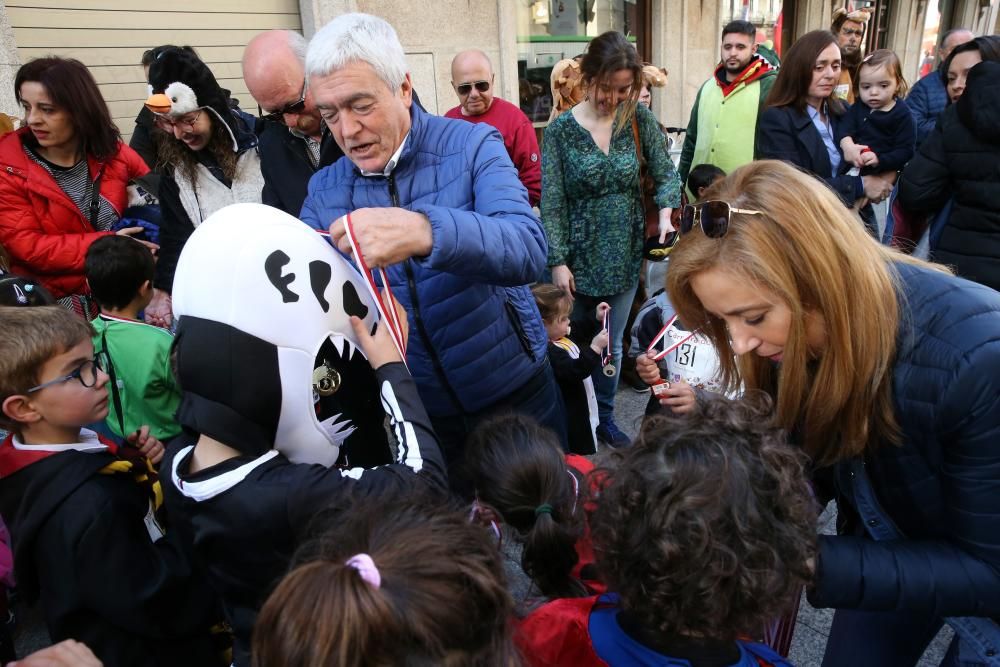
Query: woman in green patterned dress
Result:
<box><xmin>541</xmin><ymin>31</ymin><xmax>682</xmax><ymax>447</ymax></box>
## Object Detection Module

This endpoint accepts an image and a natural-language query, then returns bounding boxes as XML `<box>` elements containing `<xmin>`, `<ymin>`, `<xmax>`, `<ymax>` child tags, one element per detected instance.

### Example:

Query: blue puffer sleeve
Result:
<box><xmin>411</xmin><ymin>126</ymin><xmax>547</xmax><ymax>286</ymax></box>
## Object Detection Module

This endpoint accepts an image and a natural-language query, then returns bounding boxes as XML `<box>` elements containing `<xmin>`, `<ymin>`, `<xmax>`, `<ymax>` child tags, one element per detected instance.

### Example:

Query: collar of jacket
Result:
<box><xmin>0</xmin><ymin>129</ymin><xmax>115</xmax><ymax>222</ymax></box>
<box><xmin>713</xmin><ymin>53</ymin><xmax>775</xmax><ymax>97</ymax></box>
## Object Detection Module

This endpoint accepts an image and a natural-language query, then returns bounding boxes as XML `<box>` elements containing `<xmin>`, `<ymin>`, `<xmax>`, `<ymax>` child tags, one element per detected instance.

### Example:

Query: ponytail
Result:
<box><xmin>467</xmin><ymin>414</ymin><xmax>588</xmax><ymax>598</ymax></box>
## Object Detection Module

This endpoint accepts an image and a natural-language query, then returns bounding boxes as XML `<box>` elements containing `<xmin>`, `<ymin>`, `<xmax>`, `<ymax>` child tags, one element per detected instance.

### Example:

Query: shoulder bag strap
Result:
<box><xmin>99</xmin><ymin>325</ymin><xmax>127</xmax><ymax>436</ymax></box>
<box><xmin>89</xmin><ymin>166</ymin><xmax>105</xmax><ymax>229</ymax></box>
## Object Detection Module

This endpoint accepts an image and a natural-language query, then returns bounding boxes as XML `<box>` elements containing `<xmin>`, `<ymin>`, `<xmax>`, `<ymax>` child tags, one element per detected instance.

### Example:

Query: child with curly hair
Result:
<box><xmin>515</xmin><ymin>396</ymin><xmax>817</xmax><ymax>666</ymax></box>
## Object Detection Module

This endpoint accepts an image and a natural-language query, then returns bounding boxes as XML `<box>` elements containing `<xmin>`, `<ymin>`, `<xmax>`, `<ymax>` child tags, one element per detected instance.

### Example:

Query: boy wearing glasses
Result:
<box><xmin>444</xmin><ymin>50</ymin><xmax>541</xmax><ymax>206</ymax></box>
<box><xmin>0</xmin><ymin>306</ymin><xmax>220</xmax><ymax>666</ymax></box>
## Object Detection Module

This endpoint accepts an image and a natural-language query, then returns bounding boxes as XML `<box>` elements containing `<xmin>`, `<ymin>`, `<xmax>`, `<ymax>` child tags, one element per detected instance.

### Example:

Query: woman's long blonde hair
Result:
<box><xmin>666</xmin><ymin>160</ymin><xmax>944</xmax><ymax>465</ymax></box>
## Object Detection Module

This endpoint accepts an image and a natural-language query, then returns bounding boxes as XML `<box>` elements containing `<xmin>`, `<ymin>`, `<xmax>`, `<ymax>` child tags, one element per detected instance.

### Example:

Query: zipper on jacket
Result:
<box><xmin>504</xmin><ymin>298</ymin><xmax>537</xmax><ymax>362</ymax></box>
<box><xmin>387</xmin><ymin>173</ymin><xmax>464</xmax><ymax>413</ymax></box>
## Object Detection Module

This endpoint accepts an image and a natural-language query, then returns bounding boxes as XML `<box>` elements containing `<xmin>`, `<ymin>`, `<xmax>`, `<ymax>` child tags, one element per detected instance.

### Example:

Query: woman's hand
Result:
<box><xmin>349</xmin><ymin>291</ymin><xmax>409</xmax><ymax>370</ymax></box>
<box><xmin>635</xmin><ymin>353</ymin><xmax>662</xmax><ymax>385</ymax></box>
<box><xmin>116</xmin><ymin>227</ymin><xmax>159</xmax><ymax>255</ymax></box>
<box><xmin>656</xmin><ymin>379</ymin><xmax>697</xmax><ymax>414</ymax></box>
<box><xmin>658</xmin><ymin>208</ymin><xmax>675</xmax><ymax>243</ymax></box>
<box><xmin>552</xmin><ymin>264</ymin><xmax>575</xmax><ymax>300</ymax></box>
<box><xmin>144</xmin><ymin>288</ymin><xmax>172</xmax><ymax>328</ymax></box>
<box><xmin>862</xmin><ymin>175</ymin><xmax>893</xmax><ymax>204</ymax></box>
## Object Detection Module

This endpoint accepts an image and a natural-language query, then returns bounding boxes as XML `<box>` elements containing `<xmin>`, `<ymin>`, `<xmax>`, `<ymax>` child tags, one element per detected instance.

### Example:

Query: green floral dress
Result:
<box><xmin>541</xmin><ymin>103</ymin><xmax>681</xmax><ymax>296</ymax></box>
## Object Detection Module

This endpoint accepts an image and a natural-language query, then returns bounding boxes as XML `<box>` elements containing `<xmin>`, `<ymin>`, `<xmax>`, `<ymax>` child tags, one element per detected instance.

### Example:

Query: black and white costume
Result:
<box><xmin>161</xmin><ymin>204</ymin><xmax>446</xmax><ymax>665</ymax></box>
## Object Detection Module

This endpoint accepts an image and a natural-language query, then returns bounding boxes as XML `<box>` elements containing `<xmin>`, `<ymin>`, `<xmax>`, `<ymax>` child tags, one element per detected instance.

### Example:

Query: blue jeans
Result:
<box><xmin>571</xmin><ymin>283</ymin><xmax>638</xmax><ymax>424</ymax></box>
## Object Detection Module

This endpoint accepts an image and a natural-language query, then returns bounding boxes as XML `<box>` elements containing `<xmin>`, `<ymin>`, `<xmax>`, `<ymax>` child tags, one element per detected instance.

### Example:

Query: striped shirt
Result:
<box><xmin>24</xmin><ymin>144</ymin><xmax>118</xmax><ymax>231</ymax></box>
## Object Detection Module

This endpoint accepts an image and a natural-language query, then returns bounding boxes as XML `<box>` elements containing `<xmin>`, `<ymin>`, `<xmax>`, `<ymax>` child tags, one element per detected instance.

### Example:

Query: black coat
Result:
<box><xmin>897</xmin><ymin>61</ymin><xmax>1000</xmax><ymax>292</ymax></box>
<box><xmin>756</xmin><ymin>103</ymin><xmax>862</xmax><ymax>207</ymax></box>
<box><xmin>548</xmin><ymin>315</ymin><xmax>601</xmax><ymax>455</ymax></box>
<box><xmin>256</xmin><ymin>120</ymin><xmax>343</xmax><ymax>217</ymax></box>
<box><xmin>0</xmin><ymin>447</ymin><xmax>219</xmax><ymax>667</ymax></box>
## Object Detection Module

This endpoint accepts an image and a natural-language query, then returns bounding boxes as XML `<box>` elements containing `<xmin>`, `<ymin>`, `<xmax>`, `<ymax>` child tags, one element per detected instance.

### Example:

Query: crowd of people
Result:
<box><xmin>0</xmin><ymin>7</ymin><xmax>997</xmax><ymax>667</ymax></box>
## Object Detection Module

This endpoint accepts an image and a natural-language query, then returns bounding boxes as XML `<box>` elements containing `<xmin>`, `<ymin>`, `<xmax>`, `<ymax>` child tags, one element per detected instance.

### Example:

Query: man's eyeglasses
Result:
<box><xmin>258</xmin><ymin>80</ymin><xmax>307</xmax><ymax>122</ymax></box>
<box><xmin>840</xmin><ymin>28</ymin><xmax>864</xmax><ymax>37</ymax></box>
<box><xmin>27</xmin><ymin>355</ymin><xmax>105</xmax><ymax>393</ymax></box>
<box><xmin>679</xmin><ymin>201</ymin><xmax>763</xmax><ymax>238</ymax></box>
<box><xmin>456</xmin><ymin>80</ymin><xmax>490</xmax><ymax>96</ymax></box>
<box><xmin>153</xmin><ymin>109</ymin><xmax>203</xmax><ymax>133</ymax></box>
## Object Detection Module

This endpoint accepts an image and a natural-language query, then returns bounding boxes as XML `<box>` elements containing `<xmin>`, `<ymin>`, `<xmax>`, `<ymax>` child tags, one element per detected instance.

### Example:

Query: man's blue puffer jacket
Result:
<box><xmin>810</xmin><ymin>262</ymin><xmax>1000</xmax><ymax>617</ymax></box>
<box><xmin>301</xmin><ymin>103</ymin><xmax>548</xmax><ymax>417</ymax></box>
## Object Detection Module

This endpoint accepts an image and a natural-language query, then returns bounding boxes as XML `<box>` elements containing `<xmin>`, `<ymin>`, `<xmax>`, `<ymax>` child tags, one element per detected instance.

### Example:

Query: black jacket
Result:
<box><xmin>897</xmin><ymin>61</ymin><xmax>1000</xmax><ymax>292</ymax></box>
<box><xmin>0</xmin><ymin>442</ymin><xmax>219</xmax><ymax>667</ymax></box>
<box><xmin>809</xmin><ymin>263</ymin><xmax>1000</xmax><ymax>618</ymax></box>
<box><xmin>161</xmin><ymin>363</ymin><xmax>446</xmax><ymax>666</ymax></box>
<box><xmin>128</xmin><ymin>107</ymin><xmax>161</xmax><ymax>194</ymax></box>
<box><xmin>548</xmin><ymin>315</ymin><xmax>601</xmax><ymax>455</ymax></box>
<box><xmin>756</xmin><ymin>103</ymin><xmax>863</xmax><ymax>207</ymax></box>
<box><xmin>257</xmin><ymin>119</ymin><xmax>343</xmax><ymax>217</ymax></box>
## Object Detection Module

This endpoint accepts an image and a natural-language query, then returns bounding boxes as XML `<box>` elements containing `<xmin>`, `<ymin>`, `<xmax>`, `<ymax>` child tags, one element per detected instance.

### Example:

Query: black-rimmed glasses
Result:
<box><xmin>258</xmin><ymin>80</ymin><xmax>307</xmax><ymax>122</ymax></box>
<box><xmin>27</xmin><ymin>355</ymin><xmax>105</xmax><ymax>393</ymax></box>
<box><xmin>456</xmin><ymin>80</ymin><xmax>490</xmax><ymax>96</ymax></box>
<box><xmin>679</xmin><ymin>201</ymin><xmax>763</xmax><ymax>238</ymax></box>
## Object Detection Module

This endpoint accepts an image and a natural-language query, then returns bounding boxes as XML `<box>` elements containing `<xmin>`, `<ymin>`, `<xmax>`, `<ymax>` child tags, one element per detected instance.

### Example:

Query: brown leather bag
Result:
<box><xmin>632</xmin><ymin>116</ymin><xmax>682</xmax><ymax>240</ymax></box>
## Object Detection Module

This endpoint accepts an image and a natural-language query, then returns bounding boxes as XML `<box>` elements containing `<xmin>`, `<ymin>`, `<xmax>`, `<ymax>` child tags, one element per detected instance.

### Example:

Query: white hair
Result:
<box><xmin>287</xmin><ymin>30</ymin><xmax>308</xmax><ymax>63</ymax></box>
<box><xmin>306</xmin><ymin>13</ymin><xmax>408</xmax><ymax>91</ymax></box>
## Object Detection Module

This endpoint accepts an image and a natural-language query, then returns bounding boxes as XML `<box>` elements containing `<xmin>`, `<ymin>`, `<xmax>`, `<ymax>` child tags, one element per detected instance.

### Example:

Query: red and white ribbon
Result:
<box><xmin>646</xmin><ymin>314</ymin><xmax>698</xmax><ymax>362</ymax></box>
<box><xmin>601</xmin><ymin>307</ymin><xmax>612</xmax><ymax>367</ymax></box>
<box><xmin>333</xmin><ymin>213</ymin><xmax>407</xmax><ymax>364</ymax></box>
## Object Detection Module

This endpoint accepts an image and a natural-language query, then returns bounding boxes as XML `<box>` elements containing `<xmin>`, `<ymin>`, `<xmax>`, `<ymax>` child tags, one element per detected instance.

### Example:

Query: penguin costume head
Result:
<box><xmin>171</xmin><ymin>203</ymin><xmax>391</xmax><ymax>467</ymax></box>
<box><xmin>145</xmin><ymin>47</ymin><xmax>239</xmax><ymax>152</ymax></box>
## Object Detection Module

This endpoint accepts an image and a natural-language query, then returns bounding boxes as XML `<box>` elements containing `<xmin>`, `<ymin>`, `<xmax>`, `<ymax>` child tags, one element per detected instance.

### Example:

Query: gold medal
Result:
<box><xmin>312</xmin><ymin>363</ymin><xmax>341</xmax><ymax>396</ymax></box>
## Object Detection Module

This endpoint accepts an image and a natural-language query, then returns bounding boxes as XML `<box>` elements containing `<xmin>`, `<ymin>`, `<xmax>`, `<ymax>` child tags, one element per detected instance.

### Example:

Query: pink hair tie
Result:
<box><xmin>345</xmin><ymin>553</ymin><xmax>381</xmax><ymax>589</ymax></box>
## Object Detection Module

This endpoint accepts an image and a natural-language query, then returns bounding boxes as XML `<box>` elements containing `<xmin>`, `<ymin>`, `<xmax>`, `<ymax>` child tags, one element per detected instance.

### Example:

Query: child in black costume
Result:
<box><xmin>161</xmin><ymin>205</ymin><xmax>447</xmax><ymax>666</ymax></box>
<box><xmin>532</xmin><ymin>284</ymin><xmax>608</xmax><ymax>454</ymax></box>
<box><xmin>0</xmin><ymin>306</ymin><xmax>220</xmax><ymax>667</ymax></box>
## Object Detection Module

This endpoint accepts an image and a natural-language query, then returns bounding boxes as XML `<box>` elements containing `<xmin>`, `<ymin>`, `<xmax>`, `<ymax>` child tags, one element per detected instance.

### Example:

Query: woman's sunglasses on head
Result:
<box><xmin>456</xmin><ymin>80</ymin><xmax>490</xmax><ymax>95</ymax></box>
<box><xmin>680</xmin><ymin>201</ymin><xmax>763</xmax><ymax>238</ymax></box>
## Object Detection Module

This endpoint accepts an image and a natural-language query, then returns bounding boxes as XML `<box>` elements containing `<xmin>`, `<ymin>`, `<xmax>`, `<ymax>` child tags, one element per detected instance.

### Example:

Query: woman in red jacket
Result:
<box><xmin>0</xmin><ymin>57</ymin><xmax>154</xmax><ymax>316</ymax></box>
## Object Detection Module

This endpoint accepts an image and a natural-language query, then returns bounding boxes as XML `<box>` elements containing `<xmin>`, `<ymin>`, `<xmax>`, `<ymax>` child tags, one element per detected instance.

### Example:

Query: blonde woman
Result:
<box><xmin>638</xmin><ymin>159</ymin><xmax>1000</xmax><ymax>666</ymax></box>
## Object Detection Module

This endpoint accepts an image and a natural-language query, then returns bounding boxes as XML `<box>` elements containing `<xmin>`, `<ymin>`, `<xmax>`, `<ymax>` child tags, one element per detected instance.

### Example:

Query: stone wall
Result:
<box><xmin>0</xmin><ymin>0</ymin><xmax>20</xmax><ymax>117</ymax></box>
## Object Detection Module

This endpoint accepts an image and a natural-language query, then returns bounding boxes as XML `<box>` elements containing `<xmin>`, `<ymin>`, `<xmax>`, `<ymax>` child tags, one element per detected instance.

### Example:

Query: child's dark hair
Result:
<box><xmin>84</xmin><ymin>236</ymin><xmax>154</xmax><ymax>310</ymax></box>
<box><xmin>687</xmin><ymin>164</ymin><xmax>726</xmax><ymax>199</ymax></box>
<box><xmin>855</xmin><ymin>48</ymin><xmax>909</xmax><ymax>98</ymax></box>
<box><xmin>530</xmin><ymin>283</ymin><xmax>571</xmax><ymax>323</ymax></box>
<box><xmin>0</xmin><ymin>275</ymin><xmax>55</xmax><ymax>307</ymax></box>
<box><xmin>252</xmin><ymin>492</ymin><xmax>517</xmax><ymax>667</ymax></box>
<box><xmin>466</xmin><ymin>414</ymin><xmax>587</xmax><ymax>599</ymax></box>
<box><xmin>590</xmin><ymin>394</ymin><xmax>817</xmax><ymax>641</ymax></box>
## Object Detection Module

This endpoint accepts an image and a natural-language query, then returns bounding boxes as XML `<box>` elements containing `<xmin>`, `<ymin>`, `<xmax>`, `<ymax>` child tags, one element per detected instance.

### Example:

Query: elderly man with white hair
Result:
<box><xmin>300</xmin><ymin>12</ymin><xmax>564</xmax><ymax>489</ymax></box>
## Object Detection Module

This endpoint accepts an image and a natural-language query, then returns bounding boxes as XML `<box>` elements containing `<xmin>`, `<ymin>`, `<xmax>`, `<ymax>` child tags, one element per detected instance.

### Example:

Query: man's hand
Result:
<box><xmin>349</xmin><ymin>291</ymin><xmax>409</xmax><ymax>370</ymax></box>
<box><xmin>552</xmin><ymin>265</ymin><xmax>575</xmax><ymax>300</ymax></box>
<box><xmin>128</xmin><ymin>425</ymin><xmax>164</xmax><ymax>465</ymax></box>
<box><xmin>144</xmin><ymin>288</ymin><xmax>172</xmax><ymax>328</ymax></box>
<box><xmin>330</xmin><ymin>208</ymin><xmax>433</xmax><ymax>268</ymax></box>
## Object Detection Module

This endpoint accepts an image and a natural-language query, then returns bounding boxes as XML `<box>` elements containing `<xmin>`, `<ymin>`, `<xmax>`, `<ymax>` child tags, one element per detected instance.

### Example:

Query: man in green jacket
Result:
<box><xmin>678</xmin><ymin>20</ymin><xmax>778</xmax><ymax>192</ymax></box>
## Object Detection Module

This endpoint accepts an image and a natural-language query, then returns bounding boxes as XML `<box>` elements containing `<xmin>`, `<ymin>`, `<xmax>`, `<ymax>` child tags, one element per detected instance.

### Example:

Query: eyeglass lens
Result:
<box><xmin>701</xmin><ymin>201</ymin><xmax>731</xmax><ymax>238</ymax></box>
<box><xmin>457</xmin><ymin>81</ymin><xmax>490</xmax><ymax>95</ymax></box>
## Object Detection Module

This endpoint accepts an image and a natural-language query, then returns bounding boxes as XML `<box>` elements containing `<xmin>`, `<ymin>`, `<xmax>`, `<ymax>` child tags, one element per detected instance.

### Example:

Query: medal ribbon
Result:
<box><xmin>331</xmin><ymin>214</ymin><xmax>407</xmax><ymax>364</ymax></box>
<box><xmin>601</xmin><ymin>307</ymin><xmax>612</xmax><ymax>367</ymax></box>
<box><xmin>646</xmin><ymin>314</ymin><xmax>699</xmax><ymax>362</ymax></box>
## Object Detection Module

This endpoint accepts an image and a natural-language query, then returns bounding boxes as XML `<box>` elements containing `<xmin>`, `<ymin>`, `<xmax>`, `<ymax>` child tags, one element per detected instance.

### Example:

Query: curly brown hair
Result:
<box><xmin>152</xmin><ymin>112</ymin><xmax>238</xmax><ymax>184</ymax></box>
<box><xmin>590</xmin><ymin>394</ymin><xmax>817</xmax><ymax>641</ymax></box>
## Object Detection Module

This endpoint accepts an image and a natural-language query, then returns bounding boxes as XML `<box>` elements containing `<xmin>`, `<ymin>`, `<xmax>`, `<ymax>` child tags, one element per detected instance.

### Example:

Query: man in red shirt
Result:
<box><xmin>444</xmin><ymin>50</ymin><xmax>540</xmax><ymax>206</ymax></box>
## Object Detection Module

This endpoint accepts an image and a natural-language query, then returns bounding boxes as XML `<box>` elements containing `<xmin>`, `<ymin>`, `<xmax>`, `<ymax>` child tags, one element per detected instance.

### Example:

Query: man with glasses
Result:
<box><xmin>444</xmin><ymin>50</ymin><xmax>540</xmax><ymax>207</ymax></box>
<box><xmin>831</xmin><ymin>8</ymin><xmax>871</xmax><ymax>103</ymax></box>
<box><xmin>243</xmin><ymin>30</ymin><xmax>344</xmax><ymax>217</ymax></box>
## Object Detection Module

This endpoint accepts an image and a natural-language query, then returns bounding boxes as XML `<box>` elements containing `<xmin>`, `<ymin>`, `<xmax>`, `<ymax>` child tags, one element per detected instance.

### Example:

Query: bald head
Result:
<box><xmin>450</xmin><ymin>49</ymin><xmax>495</xmax><ymax>116</ymax></box>
<box><xmin>941</xmin><ymin>29</ymin><xmax>976</xmax><ymax>62</ymax></box>
<box><xmin>243</xmin><ymin>30</ymin><xmax>321</xmax><ymax>137</ymax></box>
